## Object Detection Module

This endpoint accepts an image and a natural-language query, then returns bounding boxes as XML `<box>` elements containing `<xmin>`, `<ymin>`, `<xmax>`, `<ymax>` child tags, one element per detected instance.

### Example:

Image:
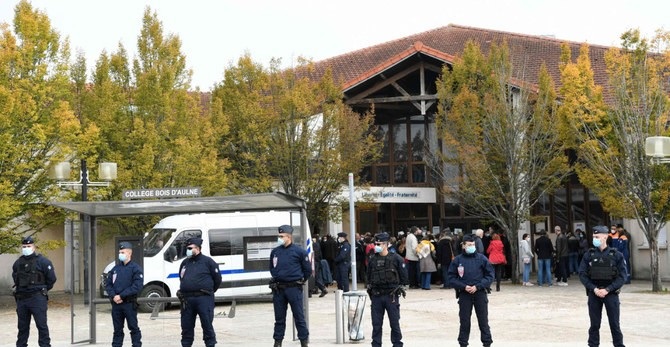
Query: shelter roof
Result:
<box><xmin>49</xmin><ymin>192</ymin><xmax>306</xmax><ymax>217</ymax></box>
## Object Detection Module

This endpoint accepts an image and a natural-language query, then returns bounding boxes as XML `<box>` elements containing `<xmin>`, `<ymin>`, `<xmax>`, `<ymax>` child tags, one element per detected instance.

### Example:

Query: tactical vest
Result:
<box><xmin>17</xmin><ymin>256</ymin><xmax>46</xmax><ymax>288</ymax></box>
<box><xmin>368</xmin><ymin>255</ymin><xmax>399</xmax><ymax>288</ymax></box>
<box><xmin>588</xmin><ymin>249</ymin><xmax>618</xmax><ymax>285</ymax></box>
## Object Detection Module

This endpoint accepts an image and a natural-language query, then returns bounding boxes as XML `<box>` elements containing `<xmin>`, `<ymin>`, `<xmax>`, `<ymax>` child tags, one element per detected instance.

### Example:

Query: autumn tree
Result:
<box><xmin>560</xmin><ymin>32</ymin><xmax>670</xmax><ymax>291</ymax></box>
<box><xmin>79</xmin><ymin>8</ymin><xmax>230</xmax><ymax>237</ymax></box>
<box><xmin>435</xmin><ymin>41</ymin><xmax>570</xmax><ymax>283</ymax></box>
<box><xmin>0</xmin><ymin>1</ymin><xmax>81</xmax><ymax>254</ymax></box>
<box><xmin>212</xmin><ymin>57</ymin><xmax>381</xmax><ymax>231</ymax></box>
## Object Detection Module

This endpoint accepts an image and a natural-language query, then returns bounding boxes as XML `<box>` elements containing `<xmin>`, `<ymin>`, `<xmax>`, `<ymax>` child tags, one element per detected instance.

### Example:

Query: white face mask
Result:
<box><xmin>277</xmin><ymin>237</ymin><xmax>285</xmax><ymax>247</ymax></box>
<box><xmin>22</xmin><ymin>247</ymin><xmax>34</xmax><ymax>257</ymax></box>
<box><xmin>118</xmin><ymin>253</ymin><xmax>127</xmax><ymax>262</ymax></box>
<box><xmin>186</xmin><ymin>249</ymin><xmax>194</xmax><ymax>257</ymax></box>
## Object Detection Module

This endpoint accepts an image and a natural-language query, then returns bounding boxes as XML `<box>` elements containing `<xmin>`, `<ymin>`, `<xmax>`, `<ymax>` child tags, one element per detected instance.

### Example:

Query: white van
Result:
<box><xmin>101</xmin><ymin>210</ymin><xmax>312</xmax><ymax>312</ymax></box>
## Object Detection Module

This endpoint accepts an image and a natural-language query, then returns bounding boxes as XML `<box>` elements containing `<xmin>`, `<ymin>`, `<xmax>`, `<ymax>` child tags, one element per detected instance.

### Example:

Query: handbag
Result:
<box><xmin>523</xmin><ymin>256</ymin><xmax>531</xmax><ymax>264</ymax></box>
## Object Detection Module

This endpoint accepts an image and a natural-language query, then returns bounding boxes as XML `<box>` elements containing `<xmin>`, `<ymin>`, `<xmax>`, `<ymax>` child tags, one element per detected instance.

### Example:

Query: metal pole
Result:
<box><xmin>335</xmin><ymin>289</ymin><xmax>344</xmax><ymax>344</ymax></box>
<box><xmin>89</xmin><ymin>216</ymin><xmax>97</xmax><ymax>343</ymax></box>
<box><xmin>348</xmin><ymin>173</ymin><xmax>357</xmax><ymax>291</ymax></box>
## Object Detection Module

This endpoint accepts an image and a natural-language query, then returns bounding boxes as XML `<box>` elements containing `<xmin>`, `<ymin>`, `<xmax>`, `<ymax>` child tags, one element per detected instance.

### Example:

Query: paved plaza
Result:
<box><xmin>1</xmin><ymin>278</ymin><xmax>668</xmax><ymax>346</ymax></box>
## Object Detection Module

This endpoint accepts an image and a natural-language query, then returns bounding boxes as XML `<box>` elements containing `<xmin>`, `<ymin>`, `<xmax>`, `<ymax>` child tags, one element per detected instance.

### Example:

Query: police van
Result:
<box><xmin>101</xmin><ymin>211</ymin><xmax>312</xmax><ymax>312</ymax></box>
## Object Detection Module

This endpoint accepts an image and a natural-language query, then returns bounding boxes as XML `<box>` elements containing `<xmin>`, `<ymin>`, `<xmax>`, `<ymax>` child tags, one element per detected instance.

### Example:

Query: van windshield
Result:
<box><xmin>144</xmin><ymin>228</ymin><xmax>175</xmax><ymax>257</ymax></box>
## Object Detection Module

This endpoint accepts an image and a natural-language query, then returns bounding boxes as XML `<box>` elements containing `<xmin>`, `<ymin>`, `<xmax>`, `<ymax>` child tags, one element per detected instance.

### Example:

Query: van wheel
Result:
<box><xmin>139</xmin><ymin>284</ymin><xmax>167</xmax><ymax>313</ymax></box>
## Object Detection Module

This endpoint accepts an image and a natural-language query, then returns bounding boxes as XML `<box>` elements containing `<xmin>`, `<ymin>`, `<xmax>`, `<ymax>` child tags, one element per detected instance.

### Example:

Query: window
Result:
<box><xmin>169</xmin><ymin>230</ymin><xmax>202</xmax><ymax>260</ymax></box>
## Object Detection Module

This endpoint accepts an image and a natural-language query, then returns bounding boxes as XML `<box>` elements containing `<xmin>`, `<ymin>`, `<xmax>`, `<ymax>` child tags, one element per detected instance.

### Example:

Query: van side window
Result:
<box><xmin>170</xmin><ymin>230</ymin><xmax>202</xmax><ymax>260</ymax></box>
<box><xmin>209</xmin><ymin>228</ymin><xmax>258</xmax><ymax>256</ymax></box>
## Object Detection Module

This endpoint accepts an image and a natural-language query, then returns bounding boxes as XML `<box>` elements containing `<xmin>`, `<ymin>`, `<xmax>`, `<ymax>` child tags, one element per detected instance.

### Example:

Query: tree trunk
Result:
<box><xmin>649</xmin><ymin>238</ymin><xmax>662</xmax><ymax>292</ymax></box>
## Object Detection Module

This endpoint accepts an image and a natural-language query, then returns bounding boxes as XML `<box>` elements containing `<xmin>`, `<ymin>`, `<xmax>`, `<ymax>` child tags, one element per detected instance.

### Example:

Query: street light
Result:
<box><xmin>645</xmin><ymin>136</ymin><xmax>670</xmax><ymax>164</ymax></box>
<box><xmin>49</xmin><ymin>159</ymin><xmax>117</xmax><ymax>201</ymax></box>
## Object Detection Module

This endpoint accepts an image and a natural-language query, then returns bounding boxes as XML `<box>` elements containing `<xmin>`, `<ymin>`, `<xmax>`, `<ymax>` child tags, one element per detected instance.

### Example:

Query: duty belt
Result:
<box><xmin>180</xmin><ymin>289</ymin><xmax>212</xmax><ymax>297</ymax></box>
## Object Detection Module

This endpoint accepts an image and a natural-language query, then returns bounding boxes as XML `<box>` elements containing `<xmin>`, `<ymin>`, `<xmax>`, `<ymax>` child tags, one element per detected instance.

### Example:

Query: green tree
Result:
<box><xmin>80</xmin><ymin>8</ymin><xmax>230</xmax><ymax>237</ymax></box>
<box><xmin>212</xmin><ymin>57</ymin><xmax>381</xmax><ymax>232</ymax></box>
<box><xmin>435</xmin><ymin>41</ymin><xmax>570</xmax><ymax>283</ymax></box>
<box><xmin>560</xmin><ymin>32</ymin><xmax>670</xmax><ymax>291</ymax></box>
<box><xmin>0</xmin><ymin>0</ymin><xmax>80</xmax><ymax>253</ymax></box>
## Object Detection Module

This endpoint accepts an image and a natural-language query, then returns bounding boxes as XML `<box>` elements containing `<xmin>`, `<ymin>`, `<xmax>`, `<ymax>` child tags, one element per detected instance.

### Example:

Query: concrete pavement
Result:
<box><xmin>1</xmin><ymin>278</ymin><xmax>669</xmax><ymax>346</ymax></box>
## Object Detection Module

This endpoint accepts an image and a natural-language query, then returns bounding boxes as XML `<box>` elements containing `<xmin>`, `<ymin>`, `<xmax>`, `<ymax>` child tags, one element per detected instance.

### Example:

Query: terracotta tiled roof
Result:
<box><xmin>313</xmin><ymin>24</ymin><xmax>612</xmax><ymax>96</ymax></box>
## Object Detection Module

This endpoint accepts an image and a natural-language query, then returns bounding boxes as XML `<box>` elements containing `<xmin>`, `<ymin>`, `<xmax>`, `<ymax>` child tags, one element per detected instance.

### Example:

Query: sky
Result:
<box><xmin>0</xmin><ymin>0</ymin><xmax>668</xmax><ymax>90</ymax></box>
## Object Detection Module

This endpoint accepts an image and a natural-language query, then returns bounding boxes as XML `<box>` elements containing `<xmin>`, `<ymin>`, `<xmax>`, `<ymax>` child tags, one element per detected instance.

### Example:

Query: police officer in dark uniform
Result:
<box><xmin>12</xmin><ymin>236</ymin><xmax>57</xmax><ymax>347</ymax></box>
<box><xmin>270</xmin><ymin>225</ymin><xmax>312</xmax><ymax>347</ymax></box>
<box><xmin>334</xmin><ymin>232</ymin><xmax>351</xmax><ymax>292</ymax></box>
<box><xmin>105</xmin><ymin>241</ymin><xmax>144</xmax><ymax>347</ymax></box>
<box><xmin>366</xmin><ymin>232</ymin><xmax>408</xmax><ymax>347</ymax></box>
<box><xmin>178</xmin><ymin>237</ymin><xmax>222</xmax><ymax>347</ymax></box>
<box><xmin>447</xmin><ymin>233</ymin><xmax>494</xmax><ymax>347</ymax></box>
<box><xmin>579</xmin><ymin>225</ymin><xmax>627</xmax><ymax>347</ymax></box>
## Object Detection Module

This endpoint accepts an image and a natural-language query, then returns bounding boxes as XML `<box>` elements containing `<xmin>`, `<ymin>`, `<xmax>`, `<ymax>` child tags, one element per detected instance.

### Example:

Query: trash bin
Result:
<box><xmin>342</xmin><ymin>291</ymin><xmax>367</xmax><ymax>341</ymax></box>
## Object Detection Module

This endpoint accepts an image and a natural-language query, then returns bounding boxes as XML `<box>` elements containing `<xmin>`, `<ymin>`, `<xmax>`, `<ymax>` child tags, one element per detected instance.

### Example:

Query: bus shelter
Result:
<box><xmin>50</xmin><ymin>192</ymin><xmax>310</xmax><ymax>344</ymax></box>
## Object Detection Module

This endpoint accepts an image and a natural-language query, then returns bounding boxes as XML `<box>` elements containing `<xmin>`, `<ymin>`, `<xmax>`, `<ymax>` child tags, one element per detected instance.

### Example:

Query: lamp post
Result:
<box><xmin>49</xmin><ymin>159</ymin><xmax>117</xmax><ymax>308</ymax></box>
<box><xmin>644</xmin><ymin>136</ymin><xmax>670</xmax><ymax>163</ymax></box>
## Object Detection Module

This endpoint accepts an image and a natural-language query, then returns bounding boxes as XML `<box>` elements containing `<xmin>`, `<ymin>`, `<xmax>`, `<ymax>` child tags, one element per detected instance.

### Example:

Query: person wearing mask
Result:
<box><xmin>534</xmin><ymin>229</ymin><xmax>554</xmax><ymax>287</ymax></box>
<box><xmin>447</xmin><ymin>234</ymin><xmax>495</xmax><ymax>347</ymax></box>
<box><xmin>178</xmin><ymin>237</ymin><xmax>222</xmax><ymax>347</ymax></box>
<box><xmin>486</xmin><ymin>233</ymin><xmax>507</xmax><ymax>292</ymax></box>
<box><xmin>579</xmin><ymin>225</ymin><xmax>627</xmax><ymax>347</ymax></box>
<box><xmin>366</xmin><ymin>232</ymin><xmax>409</xmax><ymax>347</ymax></box>
<box><xmin>334</xmin><ymin>232</ymin><xmax>351</xmax><ymax>292</ymax></box>
<box><xmin>270</xmin><ymin>225</ymin><xmax>312</xmax><ymax>347</ymax></box>
<box><xmin>404</xmin><ymin>226</ymin><xmax>421</xmax><ymax>289</ymax></box>
<box><xmin>105</xmin><ymin>242</ymin><xmax>144</xmax><ymax>347</ymax></box>
<box><xmin>12</xmin><ymin>236</ymin><xmax>57</xmax><ymax>347</ymax></box>
<box><xmin>613</xmin><ymin>224</ymin><xmax>631</xmax><ymax>284</ymax></box>
<box><xmin>519</xmin><ymin>234</ymin><xmax>534</xmax><ymax>286</ymax></box>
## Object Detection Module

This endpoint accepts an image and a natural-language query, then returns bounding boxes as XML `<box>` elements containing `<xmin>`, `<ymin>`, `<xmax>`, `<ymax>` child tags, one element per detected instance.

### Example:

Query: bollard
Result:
<box><xmin>335</xmin><ymin>289</ymin><xmax>344</xmax><ymax>344</ymax></box>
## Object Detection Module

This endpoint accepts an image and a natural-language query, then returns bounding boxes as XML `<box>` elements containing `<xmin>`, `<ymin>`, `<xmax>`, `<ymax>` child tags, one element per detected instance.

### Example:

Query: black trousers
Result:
<box><xmin>457</xmin><ymin>290</ymin><xmax>492</xmax><ymax>346</ymax></box>
<box><xmin>587</xmin><ymin>291</ymin><xmax>624</xmax><ymax>347</ymax></box>
<box><xmin>111</xmin><ymin>301</ymin><xmax>142</xmax><ymax>347</ymax></box>
<box><xmin>16</xmin><ymin>293</ymin><xmax>50</xmax><ymax>347</ymax></box>
<box><xmin>370</xmin><ymin>294</ymin><xmax>402</xmax><ymax>347</ymax></box>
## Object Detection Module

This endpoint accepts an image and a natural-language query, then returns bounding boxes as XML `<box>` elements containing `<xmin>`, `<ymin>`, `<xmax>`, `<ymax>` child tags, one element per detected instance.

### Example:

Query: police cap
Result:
<box><xmin>186</xmin><ymin>237</ymin><xmax>203</xmax><ymax>247</ymax></box>
<box><xmin>337</xmin><ymin>232</ymin><xmax>347</xmax><ymax>238</ymax></box>
<box><xmin>21</xmin><ymin>236</ymin><xmax>34</xmax><ymax>245</ymax></box>
<box><xmin>593</xmin><ymin>225</ymin><xmax>609</xmax><ymax>234</ymax></box>
<box><xmin>462</xmin><ymin>233</ymin><xmax>476</xmax><ymax>243</ymax></box>
<box><xmin>278</xmin><ymin>225</ymin><xmax>293</xmax><ymax>234</ymax></box>
<box><xmin>119</xmin><ymin>241</ymin><xmax>133</xmax><ymax>250</ymax></box>
<box><xmin>375</xmin><ymin>232</ymin><xmax>390</xmax><ymax>242</ymax></box>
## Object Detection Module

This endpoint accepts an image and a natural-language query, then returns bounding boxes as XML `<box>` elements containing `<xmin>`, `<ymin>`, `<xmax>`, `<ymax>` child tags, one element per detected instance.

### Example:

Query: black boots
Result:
<box><xmin>300</xmin><ymin>340</ymin><xmax>308</xmax><ymax>347</ymax></box>
<box><xmin>319</xmin><ymin>289</ymin><xmax>328</xmax><ymax>297</ymax></box>
<box><xmin>273</xmin><ymin>340</ymin><xmax>282</xmax><ymax>347</ymax></box>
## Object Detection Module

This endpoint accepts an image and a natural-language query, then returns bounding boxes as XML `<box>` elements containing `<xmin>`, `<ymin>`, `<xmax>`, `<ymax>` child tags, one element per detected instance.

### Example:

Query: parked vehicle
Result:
<box><xmin>100</xmin><ymin>211</ymin><xmax>312</xmax><ymax>312</ymax></box>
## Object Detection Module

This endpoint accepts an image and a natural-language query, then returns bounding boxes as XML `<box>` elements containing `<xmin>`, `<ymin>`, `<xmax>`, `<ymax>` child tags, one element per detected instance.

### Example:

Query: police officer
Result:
<box><xmin>269</xmin><ymin>225</ymin><xmax>311</xmax><ymax>347</ymax></box>
<box><xmin>447</xmin><ymin>233</ymin><xmax>494</xmax><ymax>347</ymax></box>
<box><xmin>105</xmin><ymin>242</ymin><xmax>144</xmax><ymax>347</ymax></box>
<box><xmin>178</xmin><ymin>237</ymin><xmax>222</xmax><ymax>347</ymax></box>
<box><xmin>578</xmin><ymin>225</ymin><xmax>627</xmax><ymax>347</ymax></box>
<box><xmin>12</xmin><ymin>236</ymin><xmax>57</xmax><ymax>347</ymax></box>
<box><xmin>366</xmin><ymin>232</ymin><xmax>408</xmax><ymax>347</ymax></box>
<box><xmin>334</xmin><ymin>232</ymin><xmax>351</xmax><ymax>292</ymax></box>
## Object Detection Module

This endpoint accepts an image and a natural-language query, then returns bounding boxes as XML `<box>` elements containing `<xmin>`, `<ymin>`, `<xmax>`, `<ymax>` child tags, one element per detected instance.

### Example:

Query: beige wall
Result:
<box><xmin>625</xmin><ymin>220</ymin><xmax>670</xmax><ymax>281</ymax></box>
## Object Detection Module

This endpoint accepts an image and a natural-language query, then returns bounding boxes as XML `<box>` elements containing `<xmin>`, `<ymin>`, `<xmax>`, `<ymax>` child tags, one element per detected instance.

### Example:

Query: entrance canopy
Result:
<box><xmin>49</xmin><ymin>192</ymin><xmax>306</xmax><ymax>217</ymax></box>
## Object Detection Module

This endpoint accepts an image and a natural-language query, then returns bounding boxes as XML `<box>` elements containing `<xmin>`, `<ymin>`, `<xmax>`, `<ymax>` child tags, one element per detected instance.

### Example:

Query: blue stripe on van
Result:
<box><xmin>166</xmin><ymin>268</ymin><xmax>260</xmax><ymax>278</ymax></box>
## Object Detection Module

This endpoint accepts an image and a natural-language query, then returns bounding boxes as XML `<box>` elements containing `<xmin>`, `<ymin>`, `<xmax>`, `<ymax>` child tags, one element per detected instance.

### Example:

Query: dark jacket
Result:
<box><xmin>270</xmin><ymin>242</ymin><xmax>311</xmax><ymax>282</ymax></box>
<box><xmin>12</xmin><ymin>253</ymin><xmax>57</xmax><ymax>294</ymax></box>
<box><xmin>534</xmin><ymin>235</ymin><xmax>554</xmax><ymax>260</ymax></box>
<box><xmin>179</xmin><ymin>253</ymin><xmax>222</xmax><ymax>293</ymax></box>
<box><xmin>105</xmin><ymin>260</ymin><xmax>143</xmax><ymax>300</ymax></box>
<box><xmin>447</xmin><ymin>252</ymin><xmax>494</xmax><ymax>291</ymax></box>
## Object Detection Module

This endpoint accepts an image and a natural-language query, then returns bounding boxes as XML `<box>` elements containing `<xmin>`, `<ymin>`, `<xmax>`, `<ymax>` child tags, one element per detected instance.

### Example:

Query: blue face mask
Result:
<box><xmin>186</xmin><ymin>249</ymin><xmax>193</xmax><ymax>257</ymax></box>
<box><xmin>374</xmin><ymin>245</ymin><xmax>383</xmax><ymax>253</ymax></box>
<box><xmin>22</xmin><ymin>247</ymin><xmax>34</xmax><ymax>257</ymax></box>
<box><xmin>118</xmin><ymin>253</ymin><xmax>127</xmax><ymax>262</ymax></box>
<box><xmin>465</xmin><ymin>245</ymin><xmax>476</xmax><ymax>254</ymax></box>
<box><xmin>277</xmin><ymin>237</ymin><xmax>285</xmax><ymax>247</ymax></box>
<box><xmin>592</xmin><ymin>238</ymin><xmax>602</xmax><ymax>248</ymax></box>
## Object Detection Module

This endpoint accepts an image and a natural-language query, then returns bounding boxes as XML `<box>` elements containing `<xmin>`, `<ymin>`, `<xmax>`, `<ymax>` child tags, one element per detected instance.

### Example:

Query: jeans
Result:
<box><xmin>568</xmin><ymin>252</ymin><xmax>579</xmax><ymax>274</ymax></box>
<box><xmin>420</xmin><ymin>272</ymin><xmax>432</xmax><ymax>289</ymax></box>
<box><xmin>523</xmin><ymin>262</ymin><xmax>531</xmax><ymax>283</ymax></box>
<box><xmin>537</xmin><ymin>258</ymin><xmax>552</xmax><ymax>285</ymax></box>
